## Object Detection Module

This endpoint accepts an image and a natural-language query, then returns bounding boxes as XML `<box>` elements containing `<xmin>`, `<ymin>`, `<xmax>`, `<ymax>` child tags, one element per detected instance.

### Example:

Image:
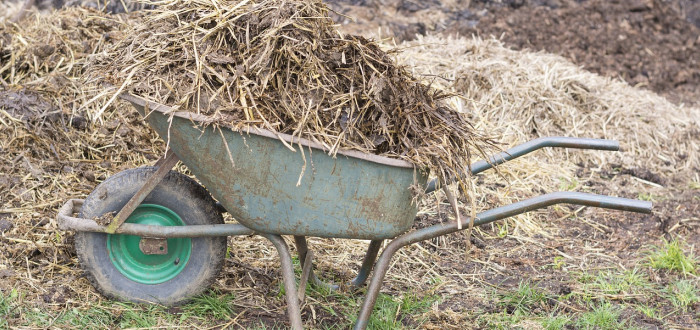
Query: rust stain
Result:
<box><xmin>358</xmin><ymin>197</ymin><xmax>383</xmax><ymax>219</ymax></box>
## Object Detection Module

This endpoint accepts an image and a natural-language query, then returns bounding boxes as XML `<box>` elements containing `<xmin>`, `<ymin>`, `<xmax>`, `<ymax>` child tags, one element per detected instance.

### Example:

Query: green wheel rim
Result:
<box><xmin>107</xmin><ymin>204</ymin><xmax>191</xmax><ymax>285</ymax></box>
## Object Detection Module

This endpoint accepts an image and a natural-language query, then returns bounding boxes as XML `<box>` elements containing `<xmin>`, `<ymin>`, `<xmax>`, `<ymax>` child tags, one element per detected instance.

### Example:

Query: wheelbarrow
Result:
<box><xmin>56</xmin><ymin>94</ymin><xmax>652</xmax><ymax>329</ymax></box>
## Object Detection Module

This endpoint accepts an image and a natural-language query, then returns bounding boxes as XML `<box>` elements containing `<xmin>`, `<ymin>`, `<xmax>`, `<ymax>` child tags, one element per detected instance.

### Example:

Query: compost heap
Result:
<box><xmin>0</xmin><ymin>7</ymin><xmax>131</xmax><ymax>117</ymax></box>
<box><xmin>396</xmin><ymin>35</ymin><xmax>700</xmax><ymax>176</ymax></box>
<box><xmin>0</xmin><ymin>2</ymin><xmax>21</xmax><ymax>23</ymax></box>
<box><xmin>89</xmin><ymin>0</ymin><xmax>495</xmax><ymax>197</ymax></box>
<box><xmin>0</xmin><ymin>8</ymin><xmax>155</xmax><ymax>218</ymax></box>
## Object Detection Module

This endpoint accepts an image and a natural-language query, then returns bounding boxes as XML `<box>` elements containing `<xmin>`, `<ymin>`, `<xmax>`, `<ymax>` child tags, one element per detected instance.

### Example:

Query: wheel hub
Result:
<box><xmin>139</xmin><ymin>237</ymin><xmax>168</xmax><ymax>255</ymax></box>
<box><xmin>106</xmin><ymin>204</ymin><xmax>191</xmax><ymax>284</ymax></box>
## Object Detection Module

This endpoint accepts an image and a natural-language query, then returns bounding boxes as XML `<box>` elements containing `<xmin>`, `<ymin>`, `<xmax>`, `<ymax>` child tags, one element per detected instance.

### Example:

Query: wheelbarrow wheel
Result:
<box><xmin>75</xmin><ymin>166</ymin><xmax>226</xmax><ymax>306</ymax></box>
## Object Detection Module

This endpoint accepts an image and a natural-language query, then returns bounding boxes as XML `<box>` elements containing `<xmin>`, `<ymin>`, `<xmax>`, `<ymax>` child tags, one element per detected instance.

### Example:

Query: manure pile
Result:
<box><xmin>0</xmin><ymin>1</ymin><xmax>23</xmax><ymax>23</ymax></box>
<box><xmin>0</xmin><ymin>7</ymin><xmax>155</xmax><ymax>222</ymax></box>
<box><xmin>0</xmin><ymin>6</ymin><xmax>132</xmax><ymax>117</ymax></box>
<box><xmin>0</xmin><ymin>7</ymin><xmax>163</xmax><ymax>307</ymax></box>
<box><xmin>397</xmin><ymin>35</ymin><xmax>700</xmax><ymax>175</ymax></box>
<box><xmin>90</xmin><ymin>0</ymin><xmax>494</xmax><ymax>195</ymax></box>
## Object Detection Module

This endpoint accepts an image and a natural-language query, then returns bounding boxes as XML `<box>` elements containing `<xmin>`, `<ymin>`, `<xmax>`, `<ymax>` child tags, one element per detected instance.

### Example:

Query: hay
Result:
<box><xmin>88</xmin><ymin>0</ymin><xmax>495</xmax><ymax>199</ymax></box>
<box><xmin>396</xmin><ymin>35</ymin><xmax>700</xmax><ymax>176</ymax></box>
<box><xmin>0</xmin><ymin>1</ymin><xmax>25</xmax><ymax>23</ymax></box>
<box><xmin>0</xmin><ymin>7</ymin><xmax>164</xmax><ymax>312</ymax></box>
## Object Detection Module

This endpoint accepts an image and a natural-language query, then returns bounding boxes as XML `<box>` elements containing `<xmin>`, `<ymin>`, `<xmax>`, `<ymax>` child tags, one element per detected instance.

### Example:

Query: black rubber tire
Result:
<box><xmin>75</xmin><ymin>167</ymin><xmax>226</xmax><ymax>306</ymax></box>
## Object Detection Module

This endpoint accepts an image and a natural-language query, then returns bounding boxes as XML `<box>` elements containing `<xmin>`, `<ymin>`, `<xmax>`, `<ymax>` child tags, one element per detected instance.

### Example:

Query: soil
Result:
<box><xmin>328</xmin><ymin>0</ymin><xmax>700</xmax><ymax>104</ymax></box>
<box><xmin>463</xmin><ymin>165</ymin><xmax>699</xmax><ymax>326</ymax></box>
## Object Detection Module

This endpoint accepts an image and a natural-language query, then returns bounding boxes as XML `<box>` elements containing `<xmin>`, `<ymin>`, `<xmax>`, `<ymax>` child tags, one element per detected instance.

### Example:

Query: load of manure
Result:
<box><xmin>90</xmin><ymin>0</ymin><xmax>495</xmax><ymax>200</ymax></box>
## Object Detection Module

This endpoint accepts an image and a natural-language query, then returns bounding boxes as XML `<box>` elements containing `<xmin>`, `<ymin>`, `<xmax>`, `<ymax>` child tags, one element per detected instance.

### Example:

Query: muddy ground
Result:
<box><xmin>330</xmin><ymin>0</ymin><xmax>700</xmax><ymax>104</ymax></box>
<box><xmin>0</xmin><ymin>0</ymin><xmax>698</xmax><ymax>329</ymax></box>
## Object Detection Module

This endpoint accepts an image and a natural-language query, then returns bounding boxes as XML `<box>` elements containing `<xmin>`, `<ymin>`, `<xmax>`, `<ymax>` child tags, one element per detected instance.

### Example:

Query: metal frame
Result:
<box><xmin>54</xmin><ymin>137</ymin><xmax>653</xmax><ymax>329</ymax></box>
<box><xmin>352</xmin><ymin>192</ymin><xmax>650</xmax><ymax>329</ymax></box>
<box><xmin>425</xmin><ymin>136</ymin><xmax>619</xmax><ymax>193</ymax></box>
<box><xmin>105</xmin><ymin>149</ymin><xmax>180</xmax><ymax>233</ymax></box>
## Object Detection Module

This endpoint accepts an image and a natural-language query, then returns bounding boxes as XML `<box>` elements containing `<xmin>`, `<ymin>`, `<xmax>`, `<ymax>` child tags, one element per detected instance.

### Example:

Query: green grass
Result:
<box><xmin>184</xmin><ymin>289</ymin><xmax>236</xmax><ymax>320</ymax></box>
<box><xmin>551</xmin><ymin>256</ymin><xmax>566</xmax><ymax>269</ymax></box>
<box><xmin>648</xmin><ymin>239</ymin><xmax>697</xmax><ymax>275</ymax></box>
<box><xmin>665</xmin><ymin>280</ymin><xmax>699</xmax><ymax>311</ymax></box>
<box><xmin>541</xmin><ymin>314</ymin><xmax>571</xmax><ymax>330</ymax></box>
<box><xmin>5</xmin><ymin>293</ymin><xmax>240</xmax><ymax>329</ymax></box>
<box><xmin>568</xmin><ymin>266</ymin><xmax>700</xmax><ymax>327</ymax></box>
<box><xmin>2</xmin><ymin>294</ymin><xmax>178</xmax><ymax>328</ymax></box>
<box><xmin>576</xmin><ymin>302</ymin><xmax>626</xmax><ymax>330</ymax></box>
<box><xmin>494</xmin><ymin>221</ymin><xmax>510</xmax><ymax>238</ymax></box>
<box><xmin>635</xmin><ymin>305</ymin><xmax>659</xmax><ymax>320</ymax></box>
<box><xmin>0</xmin><ymin>289</ymin><xmax>19</xmax><ymax>328</ymax></box>
<box><xmin>559</xmin><ymin>177</ymin><xmax>579</xmax><ymax>191</ymax></box>
<box><xmin>301</xmin><ymin>280</ymin><xmax>439</xmax><ymax>330</ymax></box>
<box><xmin>637</xmin><ymin>192</ymin><xmax>660</xmax><ymax>202</ymax></box>
<box><xmin>497</xmin><ymin>281</ymin><xmax>549</xmax><ymax>316</ymax></box>
<box><xmin>51</xmin><ymin>307</ymin><xmax>115</xmax><ymax>328</ymax></box>
<box><xmin>576</xmin><ymin>271</ymin><xmax>596</xmax><ymax>284</ymax></box>
<box><xmin>587</xmin><ymin>268</ymin><xmax>649</xmax><ymax>296</ymax></box>
<box><xmin>2</xmin><ymin>259</ymin><xmax>695</xmax><ymax>329</ymax></box>
<box><xmin>115</xmin><ymin>303</ymin><xmax>165</xmax><ymax>328</ymax></box>
<box><xmin>365</xmin><ymin>292</ymin><xmax>439</xmax><ymax>329</ymax></box>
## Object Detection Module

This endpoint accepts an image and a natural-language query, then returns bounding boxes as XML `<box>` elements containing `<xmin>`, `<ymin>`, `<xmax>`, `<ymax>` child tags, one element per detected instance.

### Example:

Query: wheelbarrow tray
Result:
<box><xmin>122</xmin><ymin>94</ymin><xmax>427</xmax><ymax>240</ymax></box>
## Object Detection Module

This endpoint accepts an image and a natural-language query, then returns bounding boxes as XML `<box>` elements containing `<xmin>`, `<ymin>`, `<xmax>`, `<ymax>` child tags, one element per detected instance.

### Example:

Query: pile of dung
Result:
<box><xmin>396</xmin><ymin>35</ymin><xmax>700</xmax><ymax>176</ymax></box>
<box><xmin>90</xmin><ymin>0</ymin><xmax>495</xmax><ymax>193</ymax></box>
<box><xmin>0</xmin><ymin>6</ymin><xmax>133</xmax><ymax>118</ymax></box>
<box><xmin>0</xmin><ymin>7</ymin><xmax>165</xmax><ymax>310</ymax></box>
<box><xmin>0</xmin><ymin>7</ymin><xmax>154</xmax><ymax>213</ymax></box>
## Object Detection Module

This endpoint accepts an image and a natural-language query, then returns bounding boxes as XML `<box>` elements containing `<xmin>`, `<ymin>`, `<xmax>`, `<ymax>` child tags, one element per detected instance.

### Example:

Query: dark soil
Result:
<box><xmin>329</xmin><ymin>0</ymin><xmax>700</xmax><ymax>103</ymax></box>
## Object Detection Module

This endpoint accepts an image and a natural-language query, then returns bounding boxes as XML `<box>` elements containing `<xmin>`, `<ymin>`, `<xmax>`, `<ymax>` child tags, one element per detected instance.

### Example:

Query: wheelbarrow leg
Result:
<box><xmin>349</xmin><ymin>240</ymin><xmax>383</xmax><ymax>287</ymax></box>
<box><xmin>263</xmin><ymin>234</ymin><xmax>303</xmax><ymax>330</ymax></box>
<box><xmin>354</xmin><ymin>240</ymin><xmax>403</xmax><ymax>330</ymax></box>
<box><xmin>293</xmin><ymin>236</ymin><xmax>339</xmax><ymax>291</ymax></box>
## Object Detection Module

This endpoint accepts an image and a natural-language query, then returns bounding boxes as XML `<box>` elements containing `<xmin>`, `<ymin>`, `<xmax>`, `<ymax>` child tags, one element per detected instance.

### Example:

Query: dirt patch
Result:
<box><xmin>0</xmin><ymin>89</ymin><xmax>55</xmax><ymax>120</ymax></box>
<box><xmin>410</xmin><ymin>162</ymin><xmax>699</xmax><ymax>327</ymax></box>
<box><xmin>452</xmin><ymin>0</ymin><xmax>700</xmax><ymax>102</ymax></box>
<box><xmin>329</xmin><ymin>0</ymin><xmax>700</xmax><ymax>104</ymax></box>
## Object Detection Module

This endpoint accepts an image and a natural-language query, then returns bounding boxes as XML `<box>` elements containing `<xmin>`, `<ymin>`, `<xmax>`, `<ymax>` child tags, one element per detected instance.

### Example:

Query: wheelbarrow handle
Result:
<box><xmin>354</xmin><ymin>191</ymin><xmax>651</xmax><ymax>329</ymax></box>
<box><xmin>425</xmin><ymin>136</ymin><xmax>619</xmax><ymax>193</ymax></box>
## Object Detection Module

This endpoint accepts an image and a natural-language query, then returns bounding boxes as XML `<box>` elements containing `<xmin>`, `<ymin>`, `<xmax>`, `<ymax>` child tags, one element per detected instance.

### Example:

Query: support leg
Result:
<box><xmin>349</xmin><ymin>240</ymin><xmax>383</xmax><ymax>287</ymax></box>
<box><xmin>293</xmin><ymin>236</ymin><xmax>339</xmax><ymax>291</ymax></box>
<box><xmin>263</xmin><ymin>234</ymin><xmax>303</xmax><ymax>330</ymax></box>
<box><xmin>353</xmin><ymin>241</ymin><xmax>404</xmax><ymax>330</ymax></box>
